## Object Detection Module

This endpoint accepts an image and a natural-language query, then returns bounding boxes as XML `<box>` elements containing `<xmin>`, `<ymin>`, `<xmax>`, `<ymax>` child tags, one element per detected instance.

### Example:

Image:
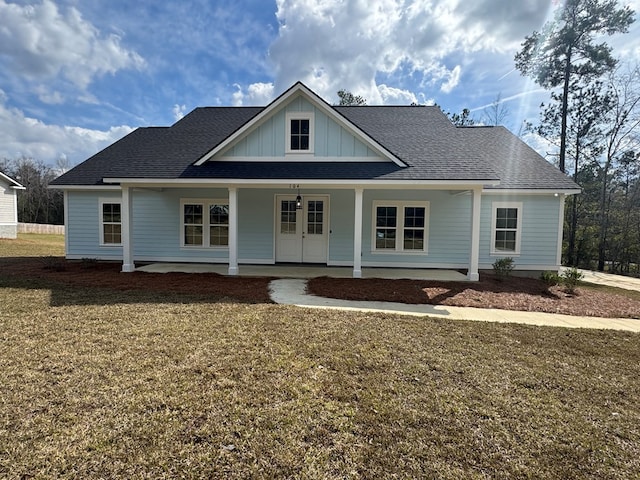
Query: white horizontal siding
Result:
<box><xmin>0</xmin><ymin>180</ymin><xmax>16</xmax><ymax>224</ymax></box>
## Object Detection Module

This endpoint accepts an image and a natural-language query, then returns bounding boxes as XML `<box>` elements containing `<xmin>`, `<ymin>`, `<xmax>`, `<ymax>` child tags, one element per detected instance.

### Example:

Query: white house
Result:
<box><xmin>0</xmin><ymin>171</ymin><xmax>25</xmax><ymax>239</ymax></box>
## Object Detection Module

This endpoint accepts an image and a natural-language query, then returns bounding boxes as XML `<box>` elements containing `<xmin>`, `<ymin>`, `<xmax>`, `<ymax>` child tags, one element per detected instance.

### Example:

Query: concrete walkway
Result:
<box><xmin>562</xmin><ymin>267</ymin><xmax>640</xmax><ymax>292</ymax></box>
<box><xmin>269</xmin><ymin>278</ymin><xmax>640</xmax><ymax>333</ymax></box>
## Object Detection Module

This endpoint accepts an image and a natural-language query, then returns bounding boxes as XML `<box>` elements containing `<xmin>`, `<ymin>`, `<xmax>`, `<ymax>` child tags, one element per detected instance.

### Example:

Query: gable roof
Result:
<box><xmin>51</xmin><ymin>83</ymin><xmax>579</xmax><ymax>192</ymax></box>
<box><xmin>0</xmin><ymin>171</ymin><xmax>25</xmax><ymax>189</ymax></box>
<box><xmin>194</xmin><ymin>81</ymin><xmax>406</xmax><ymax>167</ymax></box>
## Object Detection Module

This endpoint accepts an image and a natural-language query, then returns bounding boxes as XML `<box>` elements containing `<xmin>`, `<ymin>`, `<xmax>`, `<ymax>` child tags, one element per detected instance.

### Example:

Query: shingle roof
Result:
<box><xmin>51</xmin><ymin>102</ymin><xmax>578</xmax><ymax>190</ymax></box>
<box><xmin>1</xmin><ymin>171</ymin><xmax>24</xmax><ymax>188</ymax></box>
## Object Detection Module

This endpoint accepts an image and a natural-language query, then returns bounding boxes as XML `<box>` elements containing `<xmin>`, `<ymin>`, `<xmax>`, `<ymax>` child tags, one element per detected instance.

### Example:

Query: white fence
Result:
<box><xmin>18</xmin><ymin>223</ymin><xmax>64</xmax><ymax>235</ymax></box>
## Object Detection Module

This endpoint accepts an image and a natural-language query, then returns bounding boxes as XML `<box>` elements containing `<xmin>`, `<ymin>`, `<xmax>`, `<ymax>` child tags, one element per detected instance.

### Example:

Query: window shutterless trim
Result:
<box><xmin>180</xmin><ymin>198</ymin><xmax>229</xmax><ymax>249</ymax></box>
<box><xmin>99</xmin><ymin>198</ymin><xmax>122</xmax><ymax>246</ymax></box>
<box><xmin>371</xmin><ymin>200</ymin><xmax>430</xmax><ymax>253</ymax></box>
<box><xmin>285</xmin><ymin>112</ymin><xmax>314</xmax><ymax>154</ymax></box>
<box><xmin>490</xmin><ymin>201</ymin><xmax>522</xmax><ymax>256</ymax></box>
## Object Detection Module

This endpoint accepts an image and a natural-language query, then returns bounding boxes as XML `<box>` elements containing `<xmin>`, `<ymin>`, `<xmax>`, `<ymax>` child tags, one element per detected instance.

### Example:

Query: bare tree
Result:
<box><xmin>482</xmin><ymin>93</ymin><xmax>510</xmax><ymax>126</ymax></box>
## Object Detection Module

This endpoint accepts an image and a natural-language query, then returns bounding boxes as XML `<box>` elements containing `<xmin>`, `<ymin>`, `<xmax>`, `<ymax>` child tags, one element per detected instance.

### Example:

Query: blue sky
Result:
<box><xmin>1</xmin><ymin>0</ymin><xmax>639</xmax><ymax>167</ymax></box>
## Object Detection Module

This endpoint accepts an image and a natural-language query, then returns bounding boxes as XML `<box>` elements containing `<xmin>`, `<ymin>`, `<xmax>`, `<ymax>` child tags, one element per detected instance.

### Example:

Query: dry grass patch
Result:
<box><xmin>1</xmin><ymin>280</ymin><xmax>639</xmax><ymax>479</ymax></box>
<box><xmin>0</xmin><ymin>233</ymin><xmax>65</xmax><ymax>257</ymax></box>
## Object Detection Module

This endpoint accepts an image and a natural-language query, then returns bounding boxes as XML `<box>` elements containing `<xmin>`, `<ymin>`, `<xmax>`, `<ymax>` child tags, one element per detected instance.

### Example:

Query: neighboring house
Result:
<box><xmin>50</xmin><ymin>82</ymin><xmax>580</xmax><ymax>280</ymax></box>
<box><xmin>0</xmin><ymin>172</ymin><xmax>25</xmax><ymax>239</ymax></box>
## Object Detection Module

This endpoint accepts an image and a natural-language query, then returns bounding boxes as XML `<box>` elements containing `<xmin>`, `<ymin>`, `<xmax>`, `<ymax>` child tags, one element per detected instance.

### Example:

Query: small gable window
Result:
<box><xmin>290</xmin><ymin>119</ymin><xmax>310</xmax><ymax>150</ymax></box>
<box><xmin>286</xmin><ymin>113</ymin><xmax>314</xmax><ymax>154</ymax></box>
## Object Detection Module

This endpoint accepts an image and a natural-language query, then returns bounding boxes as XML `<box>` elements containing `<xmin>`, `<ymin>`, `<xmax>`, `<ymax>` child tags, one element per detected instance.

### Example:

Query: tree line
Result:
<box><xmin>1</xmin><ymin>157</ymin><xmax>65</xmax><ymax>225</ymax></box>
<box><xmin>516</xmin><ymin>0</ymin><xmax>639</xmax><ymax>274</ymax></box>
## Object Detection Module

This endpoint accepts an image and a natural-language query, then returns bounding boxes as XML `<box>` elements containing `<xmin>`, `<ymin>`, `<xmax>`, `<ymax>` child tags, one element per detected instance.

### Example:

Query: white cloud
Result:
<box><xmin>378</xmin><ymin>85</ymin><xmax>418</xmax><ymax>105</ymax></box>
<box><xmin>0</xmin><ymin>93</ymin><xmax>133</xmax><ymax>165</ymax></box>
<box><xmin>35</xmin><ymin>86</ymin><xmax>64</xmax><ymax>105</ymax></box>
<box><xmin>232</xmin><ymin>82</ymin><xmax>276</xmax><ymax>106</ymax></box>
<box><xmin>0</xmin><ymin>0</ymin><xmax>144</xmax><ymax>89</ymax></box>
<box><xmin>172</xmin><ymin>104</ymin><xmax>187</xmax><ymax>121</ymax></box>
<box><xmin>440</xmin><ymin>65</ymin><xmax>461</xmax><ymax>93</ymax></box>
<box><xmin>267</xmin><ymin>0</ymin><xmax>552</xmax><ymax>104</ymax></box>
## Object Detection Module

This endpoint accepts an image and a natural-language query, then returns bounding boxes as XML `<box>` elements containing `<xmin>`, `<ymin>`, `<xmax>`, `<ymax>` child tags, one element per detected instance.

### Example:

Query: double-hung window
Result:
<box><xmin>373</xmin><ymin>201</ymin><xmax>429</xmax><ymax>253</ymax></box>
<box><xmin>491</xmin><ymin>202</ymin><xmax>522</xmax><ymax>255</ymax></box>
<box><xmin>286</xmin><ymin>113</ymin><xmax>314</xmax><ymax>154</ymax></box>
<box><xmin>181</xmin><ymin>199</ymin><xmax>229</xmax><ymax>248</ymax></box>
<box><xmin>100</xmin><ymin>200</ymin><xmax>121</xmax><ymax>245</ymax></box>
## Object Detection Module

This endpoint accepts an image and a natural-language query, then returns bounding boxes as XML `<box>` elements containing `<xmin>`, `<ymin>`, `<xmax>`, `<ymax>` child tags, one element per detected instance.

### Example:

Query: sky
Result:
<box><xmin>1</xmin><ymin>0</ymin><xmax>639</xmax><ymax>168</ymax></box>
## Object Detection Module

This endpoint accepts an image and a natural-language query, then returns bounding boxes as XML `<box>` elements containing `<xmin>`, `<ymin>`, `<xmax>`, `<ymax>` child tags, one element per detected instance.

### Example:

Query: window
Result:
<box><xmin>209</xmin><ymin>204</ymin><xmax>229</xmax><ymax>246</ymax></box>
<box><xmin>181</xmin><ymin>199</ymin><xmax>229</xmax><ymax>248</ymax></box>
<box><xmin>183</xmin><ymin>204</ymin><xmax>204</xmax><ymax>246</ymax></box>
<box><xmin>372</xmin><ymin>201</ymin><xmax>429</xmax><ymax>253</ymax></box>
<box><xmin>290</xmin><ymin>119</ymin><xmax>309</xmax><ymax>150</ymax></box>
<box><xmin>280</xmin><ymin>200</ymin><xmax>297</xmax><ymax>234</ymax></box>
<box><xmin>307</xmin><ymin>200</ymin><xmax>323</xmax><ymax>234</ymax></box>
<box><xmin>100</xmin><ymin>201</ymin><xmax>121</xmax><ymax>245</ymax></box>
<box><xmin>491</xmin><ymin>202</ymin><xmax>522</xmax><ymax>255</ymax></box>
<box><xmin>286</xmin><ymin>113</ymin><xmax>314</xmax><ymax>153</ymax></box>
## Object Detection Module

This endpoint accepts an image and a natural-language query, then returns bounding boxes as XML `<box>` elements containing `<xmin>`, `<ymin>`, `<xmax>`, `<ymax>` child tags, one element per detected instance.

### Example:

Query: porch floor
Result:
<box><xmin>136</xmin><ymin>263</ymin><xmax>468</xmax><ymax>281</ymax></box>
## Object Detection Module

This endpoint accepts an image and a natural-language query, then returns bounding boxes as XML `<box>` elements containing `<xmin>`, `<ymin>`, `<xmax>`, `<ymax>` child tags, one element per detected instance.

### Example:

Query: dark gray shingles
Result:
<box><xmin>51</xmin><ymin>104</ymin><xmax>577</xmax><ymax>190</ymax></box>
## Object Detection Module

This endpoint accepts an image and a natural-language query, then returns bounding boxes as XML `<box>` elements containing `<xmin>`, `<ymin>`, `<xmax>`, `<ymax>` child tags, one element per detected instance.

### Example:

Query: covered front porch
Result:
<box><xmin>136</xmin><ymin>263</ymin><xmax>468</xmax><ymax>281</ymax></box>
<box><xmin>110</xmin><ymin>181</ymin><xmax>486</xmax><ymax>281</ymax></box>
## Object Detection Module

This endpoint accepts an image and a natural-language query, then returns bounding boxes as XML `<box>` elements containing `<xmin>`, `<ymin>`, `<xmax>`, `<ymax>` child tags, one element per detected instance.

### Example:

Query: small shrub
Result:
<box><xmin>561</xmin><ymin>267</ymin><xmax>584</xmax><ymax>295</ymax></box>
<box><xmin>41</xmin><ymin>256</ymin><xmax>67</xmax><ymax>272</ymax></box>
<box><xmin>540</xmin><ymin>271</ymin><xmax>560</xmax><ymax>286</ymax></box>
<box><xmin>492</xmin><ymin>257</ymin><xmax>515</xmax><ymax>279</ymax></box>
<box><xmin>81</xmin><ymin>257</ymin><xmax>98</xmax><ymax>269</ymax></box>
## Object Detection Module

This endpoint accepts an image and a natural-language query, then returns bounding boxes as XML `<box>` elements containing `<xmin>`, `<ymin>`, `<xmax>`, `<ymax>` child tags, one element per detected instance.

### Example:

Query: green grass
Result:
<box><xmin>1</xmin><ymin>234</ymin><xmax>640</xmax><ymax>478</ymax></box>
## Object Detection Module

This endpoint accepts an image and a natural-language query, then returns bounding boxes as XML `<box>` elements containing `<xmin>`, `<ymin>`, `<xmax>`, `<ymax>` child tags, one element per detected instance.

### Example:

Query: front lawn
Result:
<box><xmin>1</xmin><ymin>274</ymin><xmax>639</xmax><ymax>478</ymax></box>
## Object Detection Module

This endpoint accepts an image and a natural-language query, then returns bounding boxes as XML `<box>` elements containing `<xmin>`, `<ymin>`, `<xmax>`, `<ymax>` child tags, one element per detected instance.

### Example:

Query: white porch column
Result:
<box><xmin>121</xmin><ymin>185</ymin><xmax>135</xmax><ymax>272</ymax></box>
<box><xmin>353</xmin><ymin>188</ymin><xmax>363</xmax><ymax>278</ymax></box>
<box><xmin>228</xmin><ymin>187</ymin><xmax>239</xmax><ymax>276</ymax></box>
<box><xmin>468</xmin><ymin>187</ymin><xmax>481</xmax><ymax>281</ymax></box>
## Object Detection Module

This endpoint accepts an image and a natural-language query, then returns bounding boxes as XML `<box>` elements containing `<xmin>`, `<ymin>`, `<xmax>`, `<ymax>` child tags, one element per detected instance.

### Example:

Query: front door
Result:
<box><xmin>275</xmin><ymin>195</ymin><xmax>328</xmax><ymax>263</ymax></box>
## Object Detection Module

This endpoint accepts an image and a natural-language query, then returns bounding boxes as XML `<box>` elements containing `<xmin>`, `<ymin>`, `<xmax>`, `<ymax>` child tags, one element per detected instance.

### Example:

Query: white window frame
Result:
<box><xmin>99</xmin><ymin>199</ymin><xmax>122</xmax><ymax>246</ymax></box>
<box><xmin>491</xmin><ymin>201</ymin><xmax>522</xmax><ymax>256</ymax></box>
<box><xmin>285</xmin><ymin>112</ymin><xmax>314</xmax><ymax>154</ymax></box>
<box><xmin>180</xmin><ymin>198</ymin><xmax>229</xmax><ymax>249</ymax></box>
<box><xmin>371</xmin><ymin>201</ymin><xmax>430</xmax><ymax>254</ymax></box>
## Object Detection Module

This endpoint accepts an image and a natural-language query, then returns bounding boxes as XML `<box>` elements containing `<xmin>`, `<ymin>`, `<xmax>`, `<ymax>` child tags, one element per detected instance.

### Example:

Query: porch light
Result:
<box><xmin>296</xmin><ymin>193</ymin><xmax>302</xmax><ymax>209</ymax></box>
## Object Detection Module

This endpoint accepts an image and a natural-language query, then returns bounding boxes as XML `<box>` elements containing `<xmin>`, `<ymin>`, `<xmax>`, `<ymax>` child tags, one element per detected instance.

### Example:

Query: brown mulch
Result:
<box><xmin>0</xmin><ymin>257</ymin><xmax>273</xmax><ymax>304</ymax></box>
<box><xmin>308</xmin><ymin>275</ymin><xmax>640</xmax><ymax>319</ymax></box>
<box><xmin>1</xmin><ymin>257</ymin><xmax>639</xmax><ymax>318</ymax></box>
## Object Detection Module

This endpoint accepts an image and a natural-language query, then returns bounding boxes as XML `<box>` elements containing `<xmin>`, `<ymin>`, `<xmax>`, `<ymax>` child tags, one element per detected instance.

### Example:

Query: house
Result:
<box><xmin>0</xmin><ymin>171</ymin><xmax>25</xmax><ymax>239</ymax></box>
<box><xmin>50</xmin><ymin>82</ymin><xmax>580</xmax><ymax>280</ymax></box>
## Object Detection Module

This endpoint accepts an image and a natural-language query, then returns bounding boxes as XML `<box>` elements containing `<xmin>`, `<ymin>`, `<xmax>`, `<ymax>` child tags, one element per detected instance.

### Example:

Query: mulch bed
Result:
<box><xmin>0</xmin><ymin>257</ymin><xmax>273</xmax><ymax>304</ymax></box>
<box><xmin>1</xmin><ymin>257</ymin><xmax>639</xmax><ymax>318</ymax></box>
<box><xmin>308</xmin><ymin>275</ymin><xmax>640</xmax><ymax>319</ymax></box>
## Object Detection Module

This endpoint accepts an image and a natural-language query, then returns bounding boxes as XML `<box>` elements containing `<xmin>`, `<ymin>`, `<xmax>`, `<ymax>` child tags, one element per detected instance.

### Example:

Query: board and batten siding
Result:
<box><xmin>479</xmin><ymin>194</ymin><xmax>562</xmax><ymax>270</ymax></box>
<box><xmin>224</xmin><ymin>98</ymin><xmax>380</xmax><ymax>159</ymax></box>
